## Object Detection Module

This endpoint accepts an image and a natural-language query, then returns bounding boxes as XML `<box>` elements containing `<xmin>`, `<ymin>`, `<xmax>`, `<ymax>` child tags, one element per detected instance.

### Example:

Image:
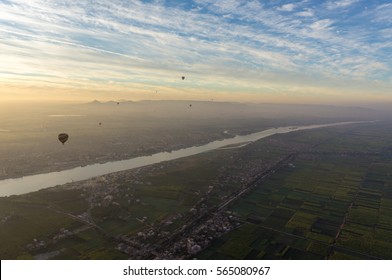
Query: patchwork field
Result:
<box><xmin>1</xmin><ymin>121</ymin><xmax>392</xmax><ymax>259</ymax></box>
<box><xmin>198</xmin><ymin>121</ymin><xmax>392</xmax><ymax>259</ymax></box>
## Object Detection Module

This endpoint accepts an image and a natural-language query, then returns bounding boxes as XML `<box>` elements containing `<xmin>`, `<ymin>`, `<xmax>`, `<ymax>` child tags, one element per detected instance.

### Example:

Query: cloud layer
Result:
<box><xmin>0</xmin><ymin>0</ymin><xmax>391</xmax><ymax>103</ymax></box>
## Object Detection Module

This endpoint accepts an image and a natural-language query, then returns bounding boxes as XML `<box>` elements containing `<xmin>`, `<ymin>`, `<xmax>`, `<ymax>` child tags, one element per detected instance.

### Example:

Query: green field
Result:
<box><xmin>1</xmin><ymin>121</ymin><xmax>392</xmax><ymax>259</ymax></box>
<box><xmin>198</xmin><ymin>121</ymin><xmax>392</xmax><ymax>259</ymax></box>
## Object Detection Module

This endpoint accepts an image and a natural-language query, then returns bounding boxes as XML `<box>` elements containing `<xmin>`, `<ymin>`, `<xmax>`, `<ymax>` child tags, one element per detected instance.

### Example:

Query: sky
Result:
<box><xmin>0</xmin><ymin>0</ymin><xmax>391</xmax><ymax>104</ymax></box>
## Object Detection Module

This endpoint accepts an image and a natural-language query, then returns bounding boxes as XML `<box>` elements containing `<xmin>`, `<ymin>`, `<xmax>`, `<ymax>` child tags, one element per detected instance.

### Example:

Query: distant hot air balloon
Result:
<box><xmin>189</xmin><ymin>104</ymin><xmax>192</xmax><ymax>107</ymax></box>
<box><xmin>99</xmin><ymin>122</ymin><xmax>102</xmax><ymax>126</ymax></box>
<box><xmin>58</xmin><ymin>133</ymin><xmax>69</xmax><ymax>145</ymax></box>
<box><xmin>117</xmin><ymin>102</ymin><xmax>119</xmax><ymax>105</ymax></box>
<box><xmin>182</xmin><ymin>76</ymin><xmax>185</xmax><ymax>80</ymax></box>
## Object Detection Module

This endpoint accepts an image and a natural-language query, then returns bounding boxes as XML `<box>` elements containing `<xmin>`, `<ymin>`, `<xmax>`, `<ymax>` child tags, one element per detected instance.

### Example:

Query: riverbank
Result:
<box><xmin>0</xmin><ymin>121</ymin><xmax>370</xmax><ymax>197</ymax></box>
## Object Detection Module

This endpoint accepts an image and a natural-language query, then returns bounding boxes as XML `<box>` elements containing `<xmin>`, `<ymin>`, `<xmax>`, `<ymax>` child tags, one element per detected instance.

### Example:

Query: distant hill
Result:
<box><xmin>83</xmin><ymin>100</ymin><xmax>383</xmax><ymax>121</ymax></box>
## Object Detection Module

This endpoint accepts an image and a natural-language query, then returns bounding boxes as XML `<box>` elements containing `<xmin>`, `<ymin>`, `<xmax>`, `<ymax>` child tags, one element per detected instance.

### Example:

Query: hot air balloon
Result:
<box><xmin>99</xmin><ymin>122</ymin><xmax>102</xmax><ymax>126</ymax></box>
<box><xmin>58</xmin><ymin>133</ymin><xmax>69</xmax><ymax>145</ymax></box>
<box><xmin>182</xmin><ymin>76</ymin><xmax>185</xmax><ymax>80</ymax></box>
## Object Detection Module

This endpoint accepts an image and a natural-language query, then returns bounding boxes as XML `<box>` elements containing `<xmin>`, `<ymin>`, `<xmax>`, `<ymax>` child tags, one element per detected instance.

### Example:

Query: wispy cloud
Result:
<box><xmin>278</xmin><ymin>3</ymin><xmax>296</xmax><ymax>12</ymax></box>
<box><xmin>374</xmin><ymin>3</ymin><xmax>392</xmax><ymax>23</ymax></box>
<box><xmin>296</xmin><ymin>9</ymin><xmax>314</xmax><ymax>17</ymax></box>
<box><xmin>310</xmin><ymin>19</ymin><xmax>335</xmax><ymax>30</ymax></box>
<box><xmin>0</xmin><ymin>0</ymin><xmax>390</xmax><ymax>103</ymax></box>
<box><xmin>326</xmin><ymin>0</ymin><xmax>360</xmax><ymax>10</ymax></box>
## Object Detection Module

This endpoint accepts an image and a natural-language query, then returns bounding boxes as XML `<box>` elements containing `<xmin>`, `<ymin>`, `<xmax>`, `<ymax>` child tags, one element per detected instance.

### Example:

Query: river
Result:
<box><xmin>0</xmin><ymin>121</ymin><xmax>366</xmax><ymax>197</ymax></box>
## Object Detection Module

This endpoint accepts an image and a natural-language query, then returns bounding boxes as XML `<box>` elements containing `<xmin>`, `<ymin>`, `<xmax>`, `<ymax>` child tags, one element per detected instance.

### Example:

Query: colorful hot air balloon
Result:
<box><xmin>58</xmin><ymin>133</ymin><xmax>69</xmax><ymax>145</ymax></box>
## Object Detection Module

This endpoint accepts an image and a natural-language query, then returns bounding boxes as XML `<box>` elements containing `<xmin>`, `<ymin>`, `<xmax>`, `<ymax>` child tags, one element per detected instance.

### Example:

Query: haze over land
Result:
<box><xmin>0</xmin><ymin>100</ymin><xmax>385</xmax><ymax>181</ymax></box>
